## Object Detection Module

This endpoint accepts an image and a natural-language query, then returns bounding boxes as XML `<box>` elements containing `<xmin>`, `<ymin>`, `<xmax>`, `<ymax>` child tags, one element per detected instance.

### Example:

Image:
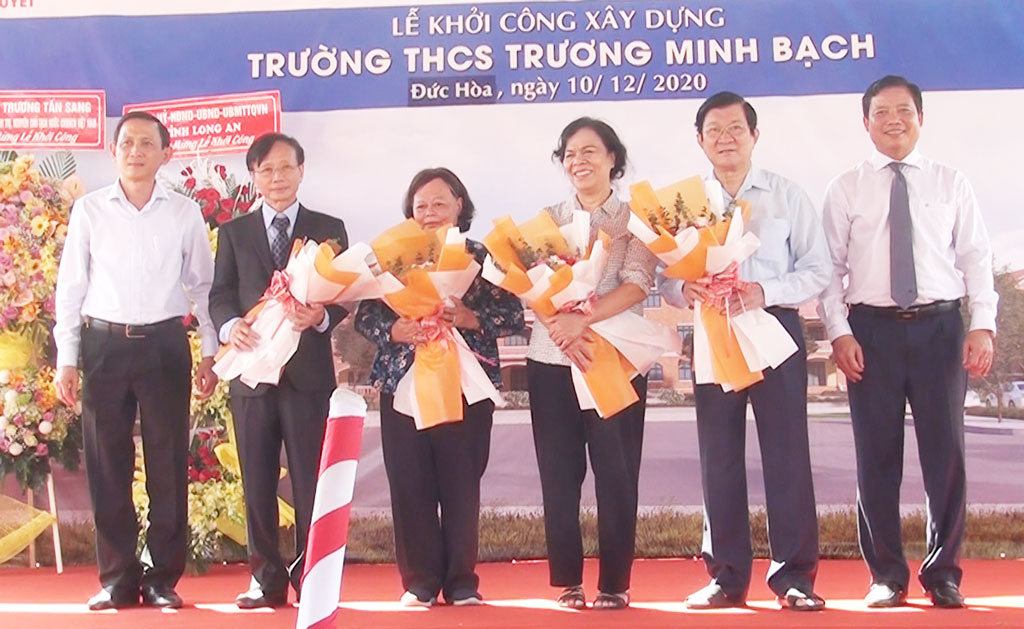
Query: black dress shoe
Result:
<box><xmin>236</xmin><ymin>588</ymin><xmax>288</xmax><ymax>609</ymax></box>
<box><xmin>87</xmin><ymin>586</ymin><xmax>140</xmax><ymax>611</ymax></box>
<box><xmin>141</xmin><ymin>585</ymin><xmax>183</xmax><ymax>608</ymax></box>
<box><xmin>927</xmin><ymin>581</ymin><xmax>965</xmax><ymax>608</ymax></box>
<box><xmin>684</xmin><ymin>582</ymin><xmax>745</xmax><ymax>609</ymax></box>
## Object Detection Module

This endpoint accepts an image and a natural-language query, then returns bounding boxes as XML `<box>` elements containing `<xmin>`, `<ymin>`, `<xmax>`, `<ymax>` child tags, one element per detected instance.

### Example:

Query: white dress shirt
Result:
<box><xmin>216</xmin><ymin>200</ymin><xmax>328</xmax><ymax>343</ymax></box>
<box><xmin>54</xmin><ymin>180</ymin><xmax>217</xmax><ymax>368</ymax></box>
<box><xmin>660</xmin><ymin>166</ymin><xmax>832</xmax><ymax>310</ymax></box>
<box><xmin>819</xmin><ymin>148</ymin><xmax>997</xmax><ymax>340</ymax></box>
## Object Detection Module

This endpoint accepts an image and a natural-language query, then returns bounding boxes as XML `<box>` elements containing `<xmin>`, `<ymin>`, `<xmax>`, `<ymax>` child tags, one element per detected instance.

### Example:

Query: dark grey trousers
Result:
<box><xmin>847</xmin><ymin>306</ymin><xmax>966</xmax><ymax>591</ymax></box>
<box><xmin>693</xmin><ymin>307</ymin><xmax>819</xmax><ymax>599</ymax></box>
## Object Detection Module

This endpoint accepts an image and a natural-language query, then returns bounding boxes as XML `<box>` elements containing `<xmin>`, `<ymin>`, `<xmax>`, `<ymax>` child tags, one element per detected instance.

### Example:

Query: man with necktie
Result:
<box><xmin>209</xmin><ymin>133</ymin><xmax>348</xmax><ymax>608</ymax></box>
<box><xmin>820</xmin><ymin>75</ymin><xmax>997</xmax><ymax>609</ymax></box>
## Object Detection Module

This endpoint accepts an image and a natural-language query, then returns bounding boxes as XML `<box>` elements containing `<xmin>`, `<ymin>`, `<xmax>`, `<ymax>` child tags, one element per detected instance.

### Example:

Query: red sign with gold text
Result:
<box><xmin>0</xmin><ymin>90</ymin><xmax>105</xmax><ymax>149</ymax></box>
<box><xmin>123</xmin><ymin>91</ymin><xmax>281</xmax><ymax>156</ymax></box>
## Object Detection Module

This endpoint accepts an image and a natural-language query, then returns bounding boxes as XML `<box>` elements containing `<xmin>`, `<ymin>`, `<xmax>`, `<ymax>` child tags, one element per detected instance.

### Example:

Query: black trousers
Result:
<box><xmin>380</xmin><ymin>393</ymin><xmax>493</xmax><ymax>601</ymax></box>
<box><xmin>231</xmin><ymin>382</ymin><xmax>331</xmax><ymax>596</ymax></box>
<box><xmin>847</xmin><ymin>306</ymin><xmax>967</xmax><ymax>591</ymax></box>
<box><xmin>527</xmin><ymin>359</ymin><xmax>646</xmax><ymax>594</ymax></box>
<box><xmin>80</xmin><ymin>321</ymin><xmax>191</xmax><ymax>593</ymax></box>
<box><xmin>693</xmin><ymin>308</ymin><xmax>819</xmax><ymax>598</ymax></box>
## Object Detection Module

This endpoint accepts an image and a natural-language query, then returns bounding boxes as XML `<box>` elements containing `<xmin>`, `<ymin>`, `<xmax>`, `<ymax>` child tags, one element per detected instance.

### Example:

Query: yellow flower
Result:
<box><xmin>30</xmin><ymin>215</ymin><xmax>49</xmax><ymax>237</ymax></box>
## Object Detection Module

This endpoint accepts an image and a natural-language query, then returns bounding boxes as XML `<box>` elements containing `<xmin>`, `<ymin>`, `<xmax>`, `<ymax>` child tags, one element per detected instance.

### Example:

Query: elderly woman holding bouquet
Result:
<box><xmin>354</xmin><ymin>168</ymin><xmax>523</xmax><ymax>607</ymax></box>
<box><xmin>527</xmin><ymin>118</ymin><xmax>657</xmax><ymax>610</ymax></box>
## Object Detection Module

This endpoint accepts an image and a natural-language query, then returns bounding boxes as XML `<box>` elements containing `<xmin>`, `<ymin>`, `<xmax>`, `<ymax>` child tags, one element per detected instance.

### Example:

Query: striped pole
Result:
<box><xmin>296</xmin><ymin>388</ymin><xmax>366</xmax><ymax>629</ymax></box>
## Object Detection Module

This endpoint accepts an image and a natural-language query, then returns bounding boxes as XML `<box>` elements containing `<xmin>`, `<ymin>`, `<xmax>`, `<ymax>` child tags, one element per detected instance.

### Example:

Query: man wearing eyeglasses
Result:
<box><xmin>819</xmin><ymin>75</ymin><xmax>996</xmax><ymax>609</ymax></box>
<box><xmin>660</xmin><ymin>91</ymin><xmax>831</xmax><ymax>611</ymax></box>
<box><xmin>209</xmin><ymin>132</ymin><xmax>348</xmax><ymax>608</ymax></box>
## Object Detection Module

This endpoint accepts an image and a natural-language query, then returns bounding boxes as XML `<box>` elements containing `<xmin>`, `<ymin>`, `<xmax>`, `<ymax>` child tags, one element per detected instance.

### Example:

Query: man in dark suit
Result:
<box><xmin>209</xmin><ymin>133</ymin><xmax>347</xmax><ymax>608</ymax></box>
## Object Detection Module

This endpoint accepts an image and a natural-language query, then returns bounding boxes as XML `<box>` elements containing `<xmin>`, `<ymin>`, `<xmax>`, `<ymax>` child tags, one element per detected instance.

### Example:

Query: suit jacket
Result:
<box><xmin>209</xmin><ymin>204</ymin><xmax>348</xmax><ymax>397</ymax></box>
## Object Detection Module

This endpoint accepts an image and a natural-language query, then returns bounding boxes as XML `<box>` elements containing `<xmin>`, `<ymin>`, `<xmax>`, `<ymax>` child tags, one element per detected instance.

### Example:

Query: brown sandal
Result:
<box><xmin>593</xmin><ymin>591</ymin><xmax>630</xmax><ymax>610</ymax></box>
<box><xmin>557</xmin><ymin>585</ymin><xmax>586</xmax><ymax>609</ymax></box>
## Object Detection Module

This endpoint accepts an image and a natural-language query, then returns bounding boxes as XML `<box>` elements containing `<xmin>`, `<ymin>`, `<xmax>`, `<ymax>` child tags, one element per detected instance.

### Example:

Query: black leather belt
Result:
<box><xmin>850</xmin><ymin>300</ymin><xmax>960</xmax><ymax>321</ymax></box>
<box><xmin>83</xmin><ymin>316</ymin><xmax>183</xmax><ymax>338</ymax></box>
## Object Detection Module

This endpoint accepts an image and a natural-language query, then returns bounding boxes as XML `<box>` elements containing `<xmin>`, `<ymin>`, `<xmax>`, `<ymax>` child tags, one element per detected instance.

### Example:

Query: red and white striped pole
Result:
<box><xmin>296</xmin><ymin>388</ymin><xmax>366</xmax><ymax>629</ymax></box>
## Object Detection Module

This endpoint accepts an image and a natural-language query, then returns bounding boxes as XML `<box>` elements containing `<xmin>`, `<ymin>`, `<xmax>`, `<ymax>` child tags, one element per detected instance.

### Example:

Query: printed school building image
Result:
<box><xmin>498</xmin><ymin>290</ymin><xmax>841</xmax><ymax>395</ymax></box>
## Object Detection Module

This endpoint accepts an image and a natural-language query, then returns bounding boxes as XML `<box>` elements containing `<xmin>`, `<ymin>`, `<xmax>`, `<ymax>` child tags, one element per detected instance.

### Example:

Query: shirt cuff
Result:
<box><xmin>968</xmin><ymin>307</ymin><xmax>997</xmax><ymax>335</ymax></box>
<box><xmin>313</xmin><ymin>309</ymin><xmax>330</xmax><ymax>333</ymax></box>
<box><xmin>659</xmin><ymin>278</ymin><xmax>688</xmax><ymax>308</ymax></box>
<box><xmin>757</xmin><ymin>279</ymin><xmax>782</xmax><ymax>308</ymax></box>
<box><xmin>199</xmin><ymin>329</ymin><xmax>219</xmax><ymax>358</ymax></box>
<box><xmin>826</xmin><ymin>317</ymin><xmax>853</xmax><ymax>342</ymax></box>
<box><xmin>219</xmin><ymin>317</ymin><xmax>240</xmax><ymax>344</ymax></box>
<box><xmin>55</xmin><ymin>344</ymin><xmax>79</xmax><ymax>370</ymax></box>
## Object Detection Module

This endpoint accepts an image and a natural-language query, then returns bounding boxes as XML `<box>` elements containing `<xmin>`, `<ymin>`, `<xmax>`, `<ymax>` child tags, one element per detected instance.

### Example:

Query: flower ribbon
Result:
<box><xmin>415</xmin><ymin>308</ymin><xmax>496</xmax><ymax>367</ymax></box>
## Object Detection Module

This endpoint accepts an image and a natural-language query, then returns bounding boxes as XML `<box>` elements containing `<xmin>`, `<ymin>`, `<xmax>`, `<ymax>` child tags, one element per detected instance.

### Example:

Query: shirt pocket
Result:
<box><xmin>915</xmin><ymin>200</ymin><xmax>956</xmax><ymax>245</ymax></box>
<box><xmin>753</xmin><ymin>217</ymin><xmax>791</xmax><ymax>263</ymax></box>
<box><xmin>146</xmin><ymin>232</ymin><xmax>182</xmax><ymax>274</ymax></box>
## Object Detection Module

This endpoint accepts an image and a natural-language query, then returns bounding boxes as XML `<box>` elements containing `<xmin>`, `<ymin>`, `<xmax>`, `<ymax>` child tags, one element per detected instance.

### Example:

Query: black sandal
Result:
<box><xmin>557</xmin><ymin>585</ymin><xmax>586</xmax><ymax>609</ymax></box>
<box><xmin>593</xmin><ymin>591</ymin><xmax>630</xmax><ymax>610</ymax></box>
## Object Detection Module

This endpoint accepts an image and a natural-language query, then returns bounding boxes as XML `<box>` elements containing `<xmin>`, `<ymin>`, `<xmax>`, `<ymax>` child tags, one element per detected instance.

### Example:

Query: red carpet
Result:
<box><xmin>1</xmin><ymin>559</ymin><xmax>1022</xmax><ymax>628</ymax></box>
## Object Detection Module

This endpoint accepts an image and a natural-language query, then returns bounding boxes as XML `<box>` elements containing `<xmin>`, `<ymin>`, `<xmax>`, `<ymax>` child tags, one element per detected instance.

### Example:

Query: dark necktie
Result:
<box><xmin>888</xmin><ymin>162</ymin><xmax>917</xmax><ymax>309</ymax></box>
<box><xmin>271</xmin><ymin>213</ymin><xmax>291</xmax><ymax>269</ymax></box>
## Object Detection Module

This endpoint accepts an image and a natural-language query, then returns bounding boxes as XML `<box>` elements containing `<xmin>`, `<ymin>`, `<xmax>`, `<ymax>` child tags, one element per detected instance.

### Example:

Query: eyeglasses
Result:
<box><xmin>253</xmin><ymin>164</ymin><xmax>299</xmax><ymax>179</ymax></box>
<box><xmin>701</xmin><ymin>123</ymin><xmax>749</xmax><ymax>141</ymax></box>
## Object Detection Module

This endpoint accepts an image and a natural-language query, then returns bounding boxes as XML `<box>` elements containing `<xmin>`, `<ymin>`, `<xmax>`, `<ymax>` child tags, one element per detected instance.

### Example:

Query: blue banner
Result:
<box><xmin>1</xmin><ymin>0</ymin><xmax>1022</xmax><ymax>114</ymax></box>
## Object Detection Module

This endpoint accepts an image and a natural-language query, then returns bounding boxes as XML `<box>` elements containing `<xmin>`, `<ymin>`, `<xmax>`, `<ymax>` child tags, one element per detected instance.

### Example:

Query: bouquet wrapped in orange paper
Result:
<box><xmin>370</xmin><ymin>219</ymin><xmax>502</xmax><ymax>430</ymax></box>
<box><xmin>628</xmin><ymin>175</ymin><xmax>797</xmax><ymax>392</ymax></box>
<box><xmin>213</xmin><ymin>239</ymin><xmax>383</xmax><ymax>388</ymax></box>
<box><xmin>481</xmin><ymin>209</ymin><xmax>680</xmax><ymax>418</ymax></box>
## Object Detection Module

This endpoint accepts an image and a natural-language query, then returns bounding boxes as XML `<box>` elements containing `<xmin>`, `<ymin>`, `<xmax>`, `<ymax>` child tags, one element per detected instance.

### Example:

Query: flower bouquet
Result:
<box><xmin>213</xmin><ymin>239</ymin><xmax>383</xmax><ymax>388</ymax></box>
<box><xmin>169</xmin><ymin>158</ymin><xmax>257</xmax><ymax>228</ymax></box>
<box><xmin>370</xmin><ymin>219</ymin><xmax>501</xmax><ymax>430</ymax></box>
<box><xmin>482</xmin><ymin>210</ymin><xmax>679</xmax><ymax>418</ymax></box>
<box><xmin>628</xmin><ymin>175</ymin><xmax>797</xmax><ymax>391</ymax></box>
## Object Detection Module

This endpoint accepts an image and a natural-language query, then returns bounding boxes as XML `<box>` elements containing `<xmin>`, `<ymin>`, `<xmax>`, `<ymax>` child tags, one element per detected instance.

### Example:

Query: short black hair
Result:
<box><xmin>246</xmin><ymin>133</ymin><xmax>305</xmax><ymax>171</ymax></box>
<box><xmin>114</xmin><ymin>111</ymin><xmax>170</xmax><ymax>149</ymax></box>
<box><xmin>552</xmin><ymin>117</ymin><xmax>628</xmax><ymax>181</ymax></box>
<box><xmin>862</xmin><ymin>75</ymin><xmax>923</xmax><ymax>118</ymax></box>
<box><xmin>695</xmin><ymin>91</ymin><xmax>757</xmax><ymax>135</ymax></box>
<box><xmin>403</xmin><ymin>167</ymin><xmax>476</xmax><ymax>233</ymax></box>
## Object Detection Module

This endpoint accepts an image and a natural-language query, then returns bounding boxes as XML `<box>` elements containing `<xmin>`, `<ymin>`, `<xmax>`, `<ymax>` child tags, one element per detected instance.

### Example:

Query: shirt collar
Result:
<box><xmin>712</xmin><ymin>164</ymin><xmax>771</xmax><ymax>201</ymax></box>
<box><xmin>107</xmin><ymin>178</ymin><xmax>170</xmax><ymax>209</ymax></box>
<box><xmin>572</xmin><ymin>190</ymin><xmax>623</xmax><ymax>217</ymax></box>
<box><xmin>261</xmin><ymin>199</ymin><xmax>300</xmax><ymax>231</ymax></box>
<box><xmin>869</xmin><ymin>148</ymin><xmax>923</xmax><ymax>172</ymax></box>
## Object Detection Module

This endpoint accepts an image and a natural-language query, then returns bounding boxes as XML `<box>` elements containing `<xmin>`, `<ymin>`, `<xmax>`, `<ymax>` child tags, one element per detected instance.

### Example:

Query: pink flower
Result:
<box><xmin>19</xmin><ymin>190</ymin><xmax>33</xmax><ymax>204</ymax></box>
<box><xmin>35</xmin><ymin>443</ymin><xmax>48</xmax><ymax>457</ymax></box>
<box><xmin>184</xmin><ymin>177</ymin><xmax>197</xmax><ymax>190</ymax></box>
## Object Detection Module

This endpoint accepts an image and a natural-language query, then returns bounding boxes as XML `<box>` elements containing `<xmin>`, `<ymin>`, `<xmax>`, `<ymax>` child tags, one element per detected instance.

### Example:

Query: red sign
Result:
<box><xmin>123</xmin><ymin>91</ymin><xmax>281</xmax><ymax>156</ymax></box>
<box><xmin>0</xmin><ymin>90</ymin><xmax>105</xmax><ymax>149</ymax></box>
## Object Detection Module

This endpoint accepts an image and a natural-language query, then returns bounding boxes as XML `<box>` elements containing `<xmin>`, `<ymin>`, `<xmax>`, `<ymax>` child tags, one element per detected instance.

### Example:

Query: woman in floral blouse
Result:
<box><xmin>354</xmin><ymin>167</ymin><xmax>524</xmax><ymax>608</ymax></box>
<box><xmin>527</xmin><ymin>118</ymin><xmax>657</xmax><ymax>610</ymax></box>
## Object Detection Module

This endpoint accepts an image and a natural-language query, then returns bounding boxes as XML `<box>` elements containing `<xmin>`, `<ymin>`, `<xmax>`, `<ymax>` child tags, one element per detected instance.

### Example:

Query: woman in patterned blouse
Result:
<box><xmin>527</xmin><ymin>118</ymin><xmax>658</xmax><ymax>610</ymax></box>
<box><xmin>354</xmin><ymin>167</ymin><xmax>524</xmax><ymax>608</ymax></box>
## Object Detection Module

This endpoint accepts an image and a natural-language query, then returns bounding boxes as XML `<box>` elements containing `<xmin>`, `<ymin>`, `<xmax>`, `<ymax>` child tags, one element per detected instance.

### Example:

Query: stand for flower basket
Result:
<box><xmin>25</xmin><ymin>474</ymin><xmax>63</xmax><ymax>573</ymax></box>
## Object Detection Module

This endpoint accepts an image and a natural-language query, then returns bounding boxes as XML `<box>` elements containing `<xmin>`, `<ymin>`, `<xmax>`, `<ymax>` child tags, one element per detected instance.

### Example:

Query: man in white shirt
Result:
<box><xmin>820</xmin><ymin>75</ymin><xmax>997</xmax><ymax>609</ymax></box>
<box><xmin>662</xmin><ymin>91</ymin><xmax>830</xmax><ymax>612</ymax></box>
<box><xmin>54</xmin><ymin>111</ymin><xmax>218</xmax><ymax>610</ymax></box>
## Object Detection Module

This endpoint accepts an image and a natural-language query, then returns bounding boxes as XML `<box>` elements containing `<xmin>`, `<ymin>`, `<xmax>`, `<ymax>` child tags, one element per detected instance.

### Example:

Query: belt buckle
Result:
<box><xmin>124</xmin><ymin>324</ymin><xmax>145</xmax><ymax>339</ymax></box>
<box><xmin>897</xmin><ymin>310</ymin><xmax>916</xmax><ymax>321</ymax></box>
